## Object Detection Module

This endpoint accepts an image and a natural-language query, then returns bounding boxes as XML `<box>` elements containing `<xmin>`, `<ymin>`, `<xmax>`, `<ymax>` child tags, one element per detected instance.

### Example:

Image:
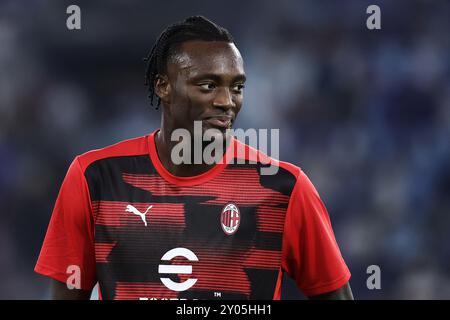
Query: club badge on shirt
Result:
<box><xmin>220</xmin><ymin>203</ymin><xmax>240</xmax><ymax>235</ymax></box>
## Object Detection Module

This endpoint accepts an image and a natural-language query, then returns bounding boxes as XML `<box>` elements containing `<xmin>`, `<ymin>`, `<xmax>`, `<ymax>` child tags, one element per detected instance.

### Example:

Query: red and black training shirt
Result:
<box><xmin>35</xmin><ymin>129</ymin><xmax>351</xmax><ymax>300</ymax></box>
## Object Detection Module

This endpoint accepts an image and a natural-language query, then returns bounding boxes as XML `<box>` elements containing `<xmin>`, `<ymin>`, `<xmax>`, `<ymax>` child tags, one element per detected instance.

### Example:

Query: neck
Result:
<box><xmin>154</xmin><ymin>125</ymin><xmax>228</xmax><ymax>177</ymax></box>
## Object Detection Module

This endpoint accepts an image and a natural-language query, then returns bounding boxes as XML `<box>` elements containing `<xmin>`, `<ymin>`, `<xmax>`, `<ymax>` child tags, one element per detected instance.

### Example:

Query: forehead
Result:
<box><xmin>168</xmin><ymin>41</ymin><xmax>244</xmax><ymax>78</ymax></box>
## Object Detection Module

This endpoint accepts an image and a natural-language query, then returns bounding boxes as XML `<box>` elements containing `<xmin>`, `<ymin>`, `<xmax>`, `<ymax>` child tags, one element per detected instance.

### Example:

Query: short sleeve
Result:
<box><xmin>281</xmin><ymin>170</ymin><xmax>351</xmax><ymax>297</ymax></box>
<box><xmin>34</xmin><ymin>157</ymin><xmax>97</xmax><ymax>291</ymax></box>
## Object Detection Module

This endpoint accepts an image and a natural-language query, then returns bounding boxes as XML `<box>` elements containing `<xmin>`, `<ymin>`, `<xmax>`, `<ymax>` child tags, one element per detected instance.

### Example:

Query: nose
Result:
<box><xmin>212</xmin><ymin>87</ymin><xmax>235</xmax><ymax>111</ymax></box>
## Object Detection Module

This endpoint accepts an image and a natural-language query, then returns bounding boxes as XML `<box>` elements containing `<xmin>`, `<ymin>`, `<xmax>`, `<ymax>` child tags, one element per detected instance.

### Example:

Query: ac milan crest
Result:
<box><xmin>220</xmin><ymin>203</ymin><xmax>240</xmax><ymax>235</ymax></box>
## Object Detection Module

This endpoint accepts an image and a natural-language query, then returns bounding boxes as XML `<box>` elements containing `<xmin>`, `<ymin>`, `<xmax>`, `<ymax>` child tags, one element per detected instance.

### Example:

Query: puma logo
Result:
<box><xmin>125</xmin><ymin>204</ymin><xmax>153</xmax><ymax>226</ymax></box>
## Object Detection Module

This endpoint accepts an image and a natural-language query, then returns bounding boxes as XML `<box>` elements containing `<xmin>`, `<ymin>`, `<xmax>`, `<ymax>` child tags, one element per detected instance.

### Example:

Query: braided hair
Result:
<box><xmin>143</xmin><ymin>16</ymin><xmax>234</xmax><ymax>109</ymax></box>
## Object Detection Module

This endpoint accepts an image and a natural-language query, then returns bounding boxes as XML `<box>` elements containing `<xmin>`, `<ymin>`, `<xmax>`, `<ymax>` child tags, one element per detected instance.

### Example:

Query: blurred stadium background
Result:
<box><xmin>0</xmin><ymin>0</ymin><xmax>449</xmax><ymax>299</ymax></box>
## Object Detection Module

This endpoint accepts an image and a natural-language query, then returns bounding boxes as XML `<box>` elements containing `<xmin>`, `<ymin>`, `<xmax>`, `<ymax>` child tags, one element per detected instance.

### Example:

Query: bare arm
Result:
<box><xmin>51</xmin><ymin>279</ymin><xmax>92</xmax><ymax>300</ymax></box>
<box><xmin>308</xmin><ymin>282</ymin><xmax>354</xmax><ymax>300</ymax></box>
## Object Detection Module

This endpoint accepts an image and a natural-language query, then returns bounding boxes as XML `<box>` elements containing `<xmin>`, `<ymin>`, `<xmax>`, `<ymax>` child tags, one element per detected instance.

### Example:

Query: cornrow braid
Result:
<box><xmin>143</xmin><ymin>16</ymin><xmax>234</xmax><ymax>110</ymax></box>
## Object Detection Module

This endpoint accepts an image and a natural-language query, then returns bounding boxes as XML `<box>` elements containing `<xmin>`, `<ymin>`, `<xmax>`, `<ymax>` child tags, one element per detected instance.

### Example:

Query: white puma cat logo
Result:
<box><xmin>125</xmin><ymin>204</ymin><xmax>153</xmax><ymax>226</ymax></box>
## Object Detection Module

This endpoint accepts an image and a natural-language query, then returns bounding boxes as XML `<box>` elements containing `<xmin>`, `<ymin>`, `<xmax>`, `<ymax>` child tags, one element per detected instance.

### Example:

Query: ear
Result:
<box><xmin>154</xmin><ymin>74</ymin><xmax>171</xmax><ymax>106</ymax></box>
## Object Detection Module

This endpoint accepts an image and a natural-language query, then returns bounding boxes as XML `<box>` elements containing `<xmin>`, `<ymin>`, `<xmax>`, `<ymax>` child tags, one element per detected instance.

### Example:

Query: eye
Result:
<box><xmin>232</xmin><ymin>84</ymin><xmax>245</xmax><ymax>93</ymax></box>
<box><xmin>199</xmin><ymin>83</ymin><xmax>216</xmax><ymax>90</ymax></box>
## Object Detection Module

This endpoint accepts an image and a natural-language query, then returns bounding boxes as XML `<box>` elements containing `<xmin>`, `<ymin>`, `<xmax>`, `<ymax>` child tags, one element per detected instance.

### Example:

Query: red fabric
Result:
<box><xmin>281</xmin><ymin>170</ymin><xmax>351</xmax><ymax>296</ymax></box>
<box><xmin>35</xmin><ymin>131</ymin><xmax>351</xmax><ymax>297</ymax></box>
<box><xmin>35</xmin><ymin>135</ymin><xmax>150</xmax><ymax>290</ymax></box>
<box><xmin>34</xmin><ymin>157</ymin><xmax>96</xmax><ymax>291</ymax></box>
<box><xmin>147</xmin><ymin>130</ymin><xmax>234</xmax><ymax>187</ymax></box>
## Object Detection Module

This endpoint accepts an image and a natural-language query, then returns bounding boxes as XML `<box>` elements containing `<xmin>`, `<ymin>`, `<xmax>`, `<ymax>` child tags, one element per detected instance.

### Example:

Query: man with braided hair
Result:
<box><xmin>35</xmin><ymin>16</ymin><xmax>353</xmax><ymax>300</ymax></box>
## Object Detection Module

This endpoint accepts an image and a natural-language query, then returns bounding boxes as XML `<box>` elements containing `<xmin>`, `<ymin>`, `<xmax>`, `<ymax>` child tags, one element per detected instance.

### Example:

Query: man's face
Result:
<box><xmin>162</xmin><ymin>41</ymin><xmax>246</xmax><ymax>138</ymax></box>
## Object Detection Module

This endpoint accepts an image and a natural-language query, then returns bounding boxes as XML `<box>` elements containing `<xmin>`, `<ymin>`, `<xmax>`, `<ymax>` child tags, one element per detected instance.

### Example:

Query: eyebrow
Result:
<box><xmin>190</xmin><ymin>73</ymin><xmax>246</xmax><ymax>83</ymax></box>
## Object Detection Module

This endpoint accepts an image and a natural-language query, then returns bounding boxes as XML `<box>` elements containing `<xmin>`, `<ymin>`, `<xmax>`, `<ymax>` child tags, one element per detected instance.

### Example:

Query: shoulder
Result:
<box><xmin>232</xmin><ymin>137</ymin><xmax>302</xmax><ymax>180</ymax></box>
<box><xmin>76</xmin><ymin>135</ymin><xmax>150</xmax><ymax>173</ymax></box>
<box><xmin>230</xmin><ymin>137</ymin><xmax>306</xmax><ymax>198</ymax></box>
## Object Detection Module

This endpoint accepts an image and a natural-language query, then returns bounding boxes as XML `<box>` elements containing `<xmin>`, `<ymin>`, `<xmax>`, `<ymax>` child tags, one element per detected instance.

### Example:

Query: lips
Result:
<box><xmin>203</xmin><ymin>116</ymin><xmax>233</xmax><ymax>129</ymax></box>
